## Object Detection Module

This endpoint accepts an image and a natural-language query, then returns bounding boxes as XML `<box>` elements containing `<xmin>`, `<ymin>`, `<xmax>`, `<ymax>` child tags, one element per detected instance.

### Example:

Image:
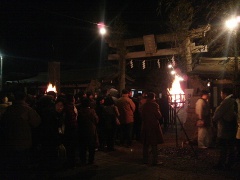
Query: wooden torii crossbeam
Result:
<box><xmin>108</xmin><ymin>25</ymin><xmax>210</xmax><ymax>62</ymax></box>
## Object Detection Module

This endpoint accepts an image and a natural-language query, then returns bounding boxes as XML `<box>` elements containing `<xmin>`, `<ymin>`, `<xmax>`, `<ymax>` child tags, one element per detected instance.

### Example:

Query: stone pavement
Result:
<box><xmin>49</xmin><ymin>130</ymin><xmax>240</xmax><ymax>180</ymax></box>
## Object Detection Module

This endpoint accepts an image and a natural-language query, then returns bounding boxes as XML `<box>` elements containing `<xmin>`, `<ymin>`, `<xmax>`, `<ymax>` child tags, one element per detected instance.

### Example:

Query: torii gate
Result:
<box><xmin>107</xmin><ymin>25</ymin><xmax>210</xmax><ymax>91</ymax></box>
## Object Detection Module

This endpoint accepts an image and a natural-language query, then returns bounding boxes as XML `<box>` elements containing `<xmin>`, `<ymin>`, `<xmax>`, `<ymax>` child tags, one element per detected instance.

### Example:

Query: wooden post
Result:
<box><xmin>48</xmin><ymin>61</ymin><xmax>60</xmax><ymax>94</ymax></box>
<box><xmin>183</xmin><ymin>37</ymin><xmax>193</xmax><ymax>72</ymax></box>
<box><xmin>119</xmin><ymin>57</ymin><xmax>126</xmax><ymax>93</ymax></box>
<box><xmin>0</xmin><ymin>56</ymin><xmax>2</xmax><ymax>91</ymax></box>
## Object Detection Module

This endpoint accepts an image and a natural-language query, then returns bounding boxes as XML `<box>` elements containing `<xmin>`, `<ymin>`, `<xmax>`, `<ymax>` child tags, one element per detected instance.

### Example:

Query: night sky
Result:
<box><xmin>0</xmin><ymin>0</ymin><xmax>162</xmax><ymax>79</ymax></box>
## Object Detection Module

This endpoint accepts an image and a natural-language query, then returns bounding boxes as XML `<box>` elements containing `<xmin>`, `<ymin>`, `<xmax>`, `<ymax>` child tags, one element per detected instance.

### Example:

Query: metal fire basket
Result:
<box><xmin>168</xmin><ymin>93</ymin><xmax>198</xmax><ymax>159</ymax></box>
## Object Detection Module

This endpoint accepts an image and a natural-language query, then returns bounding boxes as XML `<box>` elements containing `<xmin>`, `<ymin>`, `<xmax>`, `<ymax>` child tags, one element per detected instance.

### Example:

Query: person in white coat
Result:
<box><xmin>195</xmin><ymin>90</ymin><xmax>212</xmax><ymax>148</ymax></box>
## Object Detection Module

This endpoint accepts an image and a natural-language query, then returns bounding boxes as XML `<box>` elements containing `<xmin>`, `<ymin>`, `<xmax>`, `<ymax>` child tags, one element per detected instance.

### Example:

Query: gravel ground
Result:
<box><xmin>2</xmin><ymin>132</ymin><xmax>240</xmax><ymax>179</ymax></box>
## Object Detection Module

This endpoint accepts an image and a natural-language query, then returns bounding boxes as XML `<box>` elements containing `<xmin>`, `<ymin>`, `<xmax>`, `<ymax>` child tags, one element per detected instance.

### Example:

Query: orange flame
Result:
<box><xmin>46</xmin><ymin>83</ymin><xmax>57</xmax><ymax>93</ymax></box>
<box><xmin>168</xmin><ymin>75</ymin><xmax>185</xmax><ymax>107</ymax></box>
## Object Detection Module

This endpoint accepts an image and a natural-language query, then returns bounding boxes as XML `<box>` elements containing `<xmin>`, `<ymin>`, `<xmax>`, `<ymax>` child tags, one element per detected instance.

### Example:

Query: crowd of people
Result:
<box><xmin>0</xmin><ymin>88</ymin><xmax>164</xmax><ymax>178</ymax></box>
<box><xmin>0</xmin><ymin>86</ymin><xmax>240</xmax><ymax>178</ymax></box>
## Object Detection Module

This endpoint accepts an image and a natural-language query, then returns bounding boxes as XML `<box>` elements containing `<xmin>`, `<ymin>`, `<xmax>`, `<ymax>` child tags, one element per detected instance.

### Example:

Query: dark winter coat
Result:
<box><xmin>103</xmin><ymin>105</ymin><xmax>120</xmax><ymax>129</ymax></box>
<box><xmin>78</xmin><ymin>107</ymin><xmax>99</xmax><ymax>146</ymax></box>
<box><xmin>1</xmin><ymin>101</ymin><xmax>41</xmax><ymax>151</ymax></box>
<box><xmin>41</xmin><ymin>109</ymin><xmax>65</xmax><ymax>147</ymax></box>
<box><xmin>213</xmin><ymin>95</ymin><xmax>238</xmax><ymax>139</ymax></box>
<box><xmin>141</xmin><ymin>100</ymin><xmax>164</xmax><ymax>145</ymax></box>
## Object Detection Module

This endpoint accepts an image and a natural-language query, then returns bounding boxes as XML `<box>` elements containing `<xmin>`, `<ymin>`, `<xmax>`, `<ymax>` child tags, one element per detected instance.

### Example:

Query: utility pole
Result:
<box><xmin>234</xmin><ymin>31</ymin><xmax>238</xmax><ymax>82</ymax></box>
<box><xmin>0</xmin><ymin>55</ymin><xmax>3</xmax><ymax>91</ymax></box>
<box><xmin>225</xmin><ymin>16</ymin><xmax>239</xmax><ymax>84</ymax></box>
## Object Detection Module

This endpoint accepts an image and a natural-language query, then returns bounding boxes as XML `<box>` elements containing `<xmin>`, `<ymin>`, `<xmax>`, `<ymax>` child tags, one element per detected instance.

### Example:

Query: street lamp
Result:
<box><xmin>97</xmin><ymin>21</ymin><xmax>127</xmax><ymax>93</ymax></box>
<box><xmin>225</xmin><ymin>16</ymin><xmax>240</xmax><ymax>81</ymax></box>
<box><xmin>225</xmin><ymin>17</ymin><xmax>239</xmax><ymax>30</ymax></box>
<box><xmin>97</xmin><ymin>22</ymin><xmax>107</xmax><ymax>36</ymax></box>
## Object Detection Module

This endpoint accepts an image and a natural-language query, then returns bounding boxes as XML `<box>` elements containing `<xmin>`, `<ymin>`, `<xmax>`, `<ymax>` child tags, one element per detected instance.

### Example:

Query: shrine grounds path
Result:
<box><xmin>43</xmin><ymin>129</ymin><xmax>240</xmax><ymax>180</ymax></box>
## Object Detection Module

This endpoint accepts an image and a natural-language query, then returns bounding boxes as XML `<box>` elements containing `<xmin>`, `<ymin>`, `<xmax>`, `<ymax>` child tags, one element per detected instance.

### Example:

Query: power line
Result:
<box><xmin>34</xmin><ymin>7</ymin><xmax>99</xmax><ymax>26</ymax></box>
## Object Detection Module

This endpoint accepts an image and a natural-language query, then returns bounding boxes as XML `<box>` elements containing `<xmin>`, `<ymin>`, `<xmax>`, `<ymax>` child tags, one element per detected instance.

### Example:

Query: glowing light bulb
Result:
<box><xmin>98</xmin><ymin>22</ymin><xmax>107</xmax><ymax>35</ymax></box>
<box><xmin>226</xmin><ymin>18</ymin><xmax>238</xmax><ymax>30</ymax></box>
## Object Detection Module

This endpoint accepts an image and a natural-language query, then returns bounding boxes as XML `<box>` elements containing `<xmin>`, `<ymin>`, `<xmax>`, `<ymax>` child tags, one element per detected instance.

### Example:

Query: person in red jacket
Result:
<box><xmin>116</xmin><ymin>89</ymin><xmax>136</xmax><ymax>147</ymax></box>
